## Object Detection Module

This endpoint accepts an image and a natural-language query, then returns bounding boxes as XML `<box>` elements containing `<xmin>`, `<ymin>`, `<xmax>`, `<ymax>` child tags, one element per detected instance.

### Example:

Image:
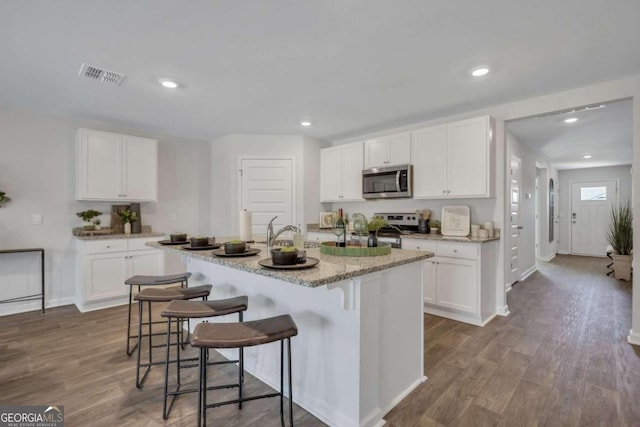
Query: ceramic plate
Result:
<box><xmin>258</xmin><ymin>257</ymin><xmax>319</xmax><ymax>270</ymax></box>
<box><xmin>212</xmin><ymin>248</ymin><xmax>261</xmax><ymax>257</ymax></box>
<box><xmin>158</xmin><ymin>240</ymin><xmax>188</xmax><ymax>245</ymax></box>
<box><xmin>181</xmin><ymin>243</ymin><xmax>223</xmax><ymax>251</ymax></box>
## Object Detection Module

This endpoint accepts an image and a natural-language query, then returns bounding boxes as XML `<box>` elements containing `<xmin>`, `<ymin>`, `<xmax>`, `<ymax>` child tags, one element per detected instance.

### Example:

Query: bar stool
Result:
<box><xmin>124</xmin><ymin>272</ymin><xmax>192</xmax><ymax>356</ymax></box>
<box><xmin>134</xmin><ymin>284</ymin><xmax>212</xmax><ymax>388</ymax></box>
<box><xmin>191</xmin><ymin>314</ymin><xmax>298</xmax><ymax>427</ymax></box>
<box><xmin>160</xmin><ymin>297</ymin><xmax>249</xmax><ymax>419</ymax></box>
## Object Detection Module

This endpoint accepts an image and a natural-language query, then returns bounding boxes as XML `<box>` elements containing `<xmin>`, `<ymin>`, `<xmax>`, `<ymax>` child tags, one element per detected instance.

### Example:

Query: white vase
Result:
<box><xmin>124</xmin><ymin>222</ymin><xmax>131</xmax><ymax>235</ymax></box>
<box><xmin>612</xmin><ymin>254</ymin><xmax>632</xmax><ymax>281</ymax></box>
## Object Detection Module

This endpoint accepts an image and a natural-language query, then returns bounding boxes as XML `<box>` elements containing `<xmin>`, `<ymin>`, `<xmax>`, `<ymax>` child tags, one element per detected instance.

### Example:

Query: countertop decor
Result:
<box><xmin>149</xmin><ymin>240</ymin><xmax>432</xmax><ymax>287</ymax></box>
<box><xmin>73</xmin><ymin>226</ymin><xmax>163</xmax><ymax>240</ymax></box>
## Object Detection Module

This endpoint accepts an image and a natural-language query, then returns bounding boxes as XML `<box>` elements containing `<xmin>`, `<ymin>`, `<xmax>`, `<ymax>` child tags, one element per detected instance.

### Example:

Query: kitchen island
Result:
<box><xmin>150</xmin><ymin>242</ymin><xmax>432</xmax><ymax>427</ymax></box>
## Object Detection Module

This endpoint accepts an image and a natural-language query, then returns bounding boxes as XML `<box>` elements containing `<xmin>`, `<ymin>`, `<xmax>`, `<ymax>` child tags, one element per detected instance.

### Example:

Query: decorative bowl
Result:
<box><xmin>224</xmin><ymin>241</ymin><xmax>247</xmax><ymax>254</ymax></box>
<box><xmin>271</xmin><ymin>248</ymin><xmax>298</xmax><ymax>265</ymax></box>
<box><xmin>170</xmin><ymin>233</ymin><xmax>188</xmax><ymax>243</ymax></box>
<box><xmin>190</xmin><ymin>237</ymin><xmax>210</xmax><ymax>247</ymax></box>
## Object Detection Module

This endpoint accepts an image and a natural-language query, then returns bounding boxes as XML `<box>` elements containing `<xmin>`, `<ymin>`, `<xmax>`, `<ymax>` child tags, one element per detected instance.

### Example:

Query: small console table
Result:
<box><xmin>0</xmin><ymin>248</ymin><xmax>45</xmax><ymax>313</ymax></box>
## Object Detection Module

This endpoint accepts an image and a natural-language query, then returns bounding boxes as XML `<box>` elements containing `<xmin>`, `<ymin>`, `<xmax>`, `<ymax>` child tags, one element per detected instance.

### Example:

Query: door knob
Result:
<box><xmin>517</xmin><ymin>226</ymin><xmax>523</xmax><ymax>230</ymax></box>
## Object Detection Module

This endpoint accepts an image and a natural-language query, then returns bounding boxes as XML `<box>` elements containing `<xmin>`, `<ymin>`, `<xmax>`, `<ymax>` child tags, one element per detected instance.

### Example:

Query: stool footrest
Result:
<box><xmin>204</xmin><ymin>392</ymin><xmax>281</xmax><ymax>410</ymax></box>
<box><xmin>168</xmin><ymin>383</ymin><xmax>239</xmax><ymax>397</ymax></box>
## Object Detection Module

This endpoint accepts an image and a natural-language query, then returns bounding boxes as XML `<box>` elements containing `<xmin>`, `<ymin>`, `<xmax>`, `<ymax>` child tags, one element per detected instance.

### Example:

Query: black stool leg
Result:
<box><xmin>280</xmin><ymin>339</ymin><xmax>284</xmax><ymax>425</ymax></box>
<box><xmin>148</xmin><ymin>300</ymin><xmax>153</xmax><ymax>365</ymax></box>
<box><xmin>126</xmin><ymin>286</ymin><xmax>134</xmax><ymax>356</ymax></box>
<box><xmin>288</xmin><ymin>337</ymin><xmax>293</xmax><ymax>427</ymax></box>
<box><xmin>203</xmin><ymin>346</ymin><xmax>208</xmax><ymax>427</ymax></box>
<box><xmin>163</xmin><ymin>317</ymin><xmax>172</xmax><ymax>419</ymax></box>
<box><xmin>197</xmin><ymin>347</ymin><xmax>205</xmax><ymax>427</ymax></box>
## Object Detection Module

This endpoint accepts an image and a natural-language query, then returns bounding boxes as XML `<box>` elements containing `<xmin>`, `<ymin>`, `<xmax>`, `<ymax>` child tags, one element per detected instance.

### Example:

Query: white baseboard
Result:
<box><xmin>75</xmin><ymin>296</ymin><xmax>129</xmax><ymax>313</ymax></box>
<box><xmin>505</xmin><ymin>283</ymin><xmax>512</xmax><ymax>292</ymax></box>
<box><xmin>496</xmin><ymin>305</ymin><xmax>510</xmax><ymax>316</ymax></box>
<box><xmin>628</xmin><ymin>329</ymin><xmax>640</xmax><ymax>346</ymax></box>
<box><xmin>557</xmin><ymin>250</ymin><xmax>569</xmax><ymax>255</ymax></box>
<box><xmin>0</xmin><ymin>296</ymin><xmax>75</xmax><ymax>316</ymax></box>
<box><xmin>520</xmin><ymin>265</ymin><xmax>538</xmax><ymax>281</ymax></box>
<box><xmin>538</xmin><ymin>253</ymin><xmax>556</xmax><ymax>262</ymax></box>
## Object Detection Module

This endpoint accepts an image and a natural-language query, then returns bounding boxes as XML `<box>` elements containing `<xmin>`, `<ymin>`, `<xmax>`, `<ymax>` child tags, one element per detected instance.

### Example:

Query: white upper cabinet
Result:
<box><xmin>76</xmin><ymin>129</ymin><xmax>158</xmax><ymax>202</ymax></box>
<box><xmin>412</xmin><ymin>116</ymin><xmax>494</xmax><ymax>199</ymax></box>
<box><xmin>364</xmin><ymin>132</ymin><xmax>411</xmax><ymax>168</ymax></box>
<box><xmin>320</xmin><ymin>141</ymin><xmax>364</xmax><ymax>202</ymax></box>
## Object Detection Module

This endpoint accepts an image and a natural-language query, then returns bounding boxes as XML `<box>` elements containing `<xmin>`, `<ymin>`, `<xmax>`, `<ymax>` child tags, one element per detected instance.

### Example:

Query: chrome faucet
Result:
<box><xmin>266</xmin><ymin>216</ymin><xmax>299</xmax><ymax>254</ymax></box>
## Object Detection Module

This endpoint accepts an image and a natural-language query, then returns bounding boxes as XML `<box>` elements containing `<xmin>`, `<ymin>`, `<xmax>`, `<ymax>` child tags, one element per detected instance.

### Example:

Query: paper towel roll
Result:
<box><xmin>239</xmin><ymin>210</ymin><xmax>252</xmax><ymax>241</ymax></box>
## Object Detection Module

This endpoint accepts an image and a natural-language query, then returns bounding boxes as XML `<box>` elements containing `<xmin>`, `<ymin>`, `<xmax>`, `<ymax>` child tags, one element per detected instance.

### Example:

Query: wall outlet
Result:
<box><xmin>32</xmin><ymin>214</ymin><xmax>43</xmax><ymax>225</ymax></box>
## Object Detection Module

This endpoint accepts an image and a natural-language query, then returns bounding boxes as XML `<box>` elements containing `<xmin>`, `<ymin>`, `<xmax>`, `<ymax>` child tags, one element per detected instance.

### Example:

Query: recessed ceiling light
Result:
<box><xmin>299</xmin><ymin>121</ymin><xmax>312</xmax><ymax>127</ymax></box>
<box><xmin>471</xmin><ymin>67</ymin><xmax>490</xmax><ymax>77</ymax></box>
<box><xmin>564</xmin><ymin>117</ymin><xmax>579</xmax><ymax>123</ymax></box>
<box><xmin>583</xmin><ymin>154</ymin><xmax>592</xmax><ymax>159</ymax></box>
<box><xmin>159</xmin><ymin>78</ymin><xmax>179</xmax><ymax>89</ymax></box>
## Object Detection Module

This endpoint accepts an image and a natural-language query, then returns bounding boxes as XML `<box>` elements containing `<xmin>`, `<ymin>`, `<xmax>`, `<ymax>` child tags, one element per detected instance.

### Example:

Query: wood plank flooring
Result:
<box><xmin>1</xmin><ymin>255</ymin><xmax>639</xmax><ymax>426</ymax></box>
<box><xmin>385</xmin><ymin>255</ymin><xmax>640</xmax><ymax>427</ymax></box>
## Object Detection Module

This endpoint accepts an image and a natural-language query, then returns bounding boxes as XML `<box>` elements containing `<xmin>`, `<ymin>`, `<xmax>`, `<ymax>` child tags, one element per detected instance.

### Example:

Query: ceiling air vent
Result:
<box><xmin>78</xmin><ymin>63</ymin><xmax>126</xmax><ymax>86</ymax></box>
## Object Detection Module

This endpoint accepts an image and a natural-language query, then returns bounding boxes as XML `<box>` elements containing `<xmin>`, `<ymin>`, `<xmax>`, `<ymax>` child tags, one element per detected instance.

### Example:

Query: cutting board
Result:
<box><xmin>441</xmin><ymin>206</ymin><xmax>471</xmax><ymax>236</ymax></box>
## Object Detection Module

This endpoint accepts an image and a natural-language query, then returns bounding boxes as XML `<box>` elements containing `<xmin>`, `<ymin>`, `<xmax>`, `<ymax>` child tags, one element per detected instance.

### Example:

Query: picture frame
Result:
<box><xmin>319</xmin><ymin>212</ymin><xmax>335</xmax><ymax>229</ymax></box>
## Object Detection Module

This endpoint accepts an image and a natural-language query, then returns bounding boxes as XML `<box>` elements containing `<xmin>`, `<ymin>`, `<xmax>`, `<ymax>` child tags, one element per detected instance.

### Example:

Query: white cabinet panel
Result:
<box><xmin>123</xmin><ymin>136</ymin><xmax>158</xmax><ymax>201</ymax></box>
<box><xmin>411</xmin><ymin>116</ymin><xmax>493</xmax><ymax>199</ymax></box>
<box><xmin>423</xmin><ymin>258</ymin><xmax>437</xmax><ymax>305</ymax></box>
<box><xmin>76</xmin><ymin>128</ymin><xmax>158</xmax><ymax>201</ymax></box>
<box><xmin>448</xmin><ymin>117</ymin><xmax>490</xmax><ymax>197</ymax></box>
<box><xmin>320</xmin><ymin>141</ymin><xmax>364</xmax><ymax>202</ymax></box>
<box><xmin>412</xmin><ymin>125</ymin><xmax>448</xmax><ymax>198</ymax></box>
<box><xmin>436</xmin><ymin>258</ymin><xmax>478</xmax><ymax>314</ymax></box>
<box><xmin>76</xmin><ymin>237</ymin><xmax>164</xmax><ymax>312</ymax></box>
<box><xmin>401</xmin><ymin>239</ymin><xmax>437</xmax><ymax>253</ymax></box>
<box><xmin>364</xmin><ymin>133</ymin><xmax>411</xmax><ymax>168</ymax></box>
<box><xmin>307</xmin><ymin>232</ymin><xmax>338</xmax><ymax>242</ymax></box>
<box><xmin>85</xmin><ymin>252</ymin><xmax>127</xmax><ymax>301</ymax></box>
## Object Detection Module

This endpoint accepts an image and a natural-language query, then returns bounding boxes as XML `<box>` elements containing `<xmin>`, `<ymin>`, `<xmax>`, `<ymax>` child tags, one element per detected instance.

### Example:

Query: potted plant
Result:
<box><xmin>76</xmin><ymin>209</ymin><xmax>102</xmax><ymax>230</ymax></box>
<box><xmin>0</xmin><ymin>191</ymin><xmax>10</xmax><ymax>207</ymax></box>
<box><xmin>118</xmin><ymin>209</ymin><xmax>138</xmax><ymax>235</ymax></box>
<box><xmin>430</xmin><ymin>219</ymin><xmax>441</xmax><ymax>234</ymax></box>
<box><xmin>606</xmin><ymin>201</ymin><xmax>633</xmax><ymax>281</ymax></box>
<box><xmin>366</xmin><ymin>216</ymin><xmax>388</xmax><ymax>247</ymax></box>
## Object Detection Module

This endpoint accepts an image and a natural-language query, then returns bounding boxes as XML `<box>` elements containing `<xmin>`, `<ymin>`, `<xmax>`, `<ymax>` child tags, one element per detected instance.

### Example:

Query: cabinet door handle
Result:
<box><xmin>453</xmin><ymin>249</ymin><xmax>458</xmax><ymax>253</ymax></box>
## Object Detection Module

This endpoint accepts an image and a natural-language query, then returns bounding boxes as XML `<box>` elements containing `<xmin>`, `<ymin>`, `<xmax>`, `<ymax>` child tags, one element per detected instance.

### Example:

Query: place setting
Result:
<box><xmin>181</xmin><ymin>236</ymin><xmax>222</xmax><ymax>251</ymax></box>
<box><xmin>212</xmin><ymin>240</ymin><xmax>261</xmax><ymax>257</ymax></box>
<box><xmin>258</xmin><ymin>247</ymin><xmax>319</xmax><ymax>270</ymax></box>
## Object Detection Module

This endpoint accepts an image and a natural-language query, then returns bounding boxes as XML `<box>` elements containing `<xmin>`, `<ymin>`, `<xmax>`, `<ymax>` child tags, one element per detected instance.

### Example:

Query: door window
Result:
<box><xmin>580</xmin><ymin>186</ymin><xmax>607</xmax><ymax>201</ymax></box>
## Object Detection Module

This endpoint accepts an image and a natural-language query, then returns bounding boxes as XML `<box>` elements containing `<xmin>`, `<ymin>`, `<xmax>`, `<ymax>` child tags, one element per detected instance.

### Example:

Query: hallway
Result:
<box><xmin>385</xmin><ymin>255</ymin><xmax>640</xmax><ymax>426</ymax></box>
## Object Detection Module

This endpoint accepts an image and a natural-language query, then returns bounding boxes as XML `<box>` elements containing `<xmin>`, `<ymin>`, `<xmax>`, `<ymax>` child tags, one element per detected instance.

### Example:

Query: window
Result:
<box><xmin>580</xmin><ymin>186</ymin><xmax>607</xmax><ymax>201</ymax></box>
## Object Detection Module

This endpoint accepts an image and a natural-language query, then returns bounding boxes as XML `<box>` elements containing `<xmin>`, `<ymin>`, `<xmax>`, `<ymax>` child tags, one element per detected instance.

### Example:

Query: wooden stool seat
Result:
<box><xmin>125</xmin><ymin>272</ymin><xmax>192</xmax><ymax>286</ymax></box>
<box><xmin>191</xmin><ymin>314</ymin><xmax>298</xmax><ymax>348</ymax></box>
<box><xmin>161</xmin><ymin>297</ymin><xmax>248</xmax><ymax>319</ymax></box>
<box><xmin>134</xmin><ymin>285</ymin><xmax>212</xmax><ymax>302</ymax></box>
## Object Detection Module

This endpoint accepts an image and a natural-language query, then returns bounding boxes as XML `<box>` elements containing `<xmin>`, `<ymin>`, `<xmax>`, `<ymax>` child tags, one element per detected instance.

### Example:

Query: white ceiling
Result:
<box><xmin>506</xmin><ymin>99</ymin><xmax>633</xmax><ymax>170</ymax></box>
<box><xmin>0</xmin><ymin>1</ymin><xmax>639</xmax><ymax>142</ymax></box>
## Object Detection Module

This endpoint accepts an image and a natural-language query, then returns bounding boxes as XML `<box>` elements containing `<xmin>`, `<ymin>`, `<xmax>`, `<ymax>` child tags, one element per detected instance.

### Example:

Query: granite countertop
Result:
<box><xmin>74</xmin><ymin>231</ymin><xmax>165</xmax><ymax>240</ymax></box>
<box><xmin>148</xmin><ymin>240</ymin><xmax>433</xmax><ymax>288</ymax></box>
<box><xmin>307</xmin><ymin>224</ymin><xmax>500</xmax><ymax>244</ymax></box>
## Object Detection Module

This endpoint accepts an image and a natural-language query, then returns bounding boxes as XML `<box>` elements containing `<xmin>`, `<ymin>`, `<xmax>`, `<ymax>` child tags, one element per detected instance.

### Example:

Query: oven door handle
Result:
<box><xmin>395</xmin><ymin>171</ymin><xmax>401</xmax><ymax>192</ymax></box>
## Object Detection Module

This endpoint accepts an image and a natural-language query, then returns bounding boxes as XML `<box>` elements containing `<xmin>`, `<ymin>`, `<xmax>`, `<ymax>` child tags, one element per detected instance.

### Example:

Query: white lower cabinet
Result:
<box><xmin>76</xmin><ymin>237</ymin><xmax>164</xmax><ymax>312</ymax></box>
<box><xmin>306</xmin><ymin>231</ymin><xmax>338</xmax><ymax>242</ymax></box>
<box><xmin>402</xmin><ymin>238</ymin><xmax>497</xmax><ymax>326</ymax></box>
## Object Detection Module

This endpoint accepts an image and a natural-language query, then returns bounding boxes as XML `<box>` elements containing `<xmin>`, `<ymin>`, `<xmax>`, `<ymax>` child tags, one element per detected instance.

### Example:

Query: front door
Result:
<box><xmin>510</xmin><ymin>156</ymin><xmax>522</xmax><ymax>284</ymax></box>
<box><xmin>570</xmin><ymin>180</ymin><xmax>617</xmax><ymax>256</ymax></box>
<box><xmin>239</xmin><ymin>158</ymin><xmax>294</xmax><ymax>234</ymax></box>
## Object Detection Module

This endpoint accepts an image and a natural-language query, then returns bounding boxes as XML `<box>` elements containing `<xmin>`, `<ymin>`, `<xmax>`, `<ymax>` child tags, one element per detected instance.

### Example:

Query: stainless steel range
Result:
<box><xmin>373</xmin><ymin>212</ymin><xmax>421</xmax><ymax>248</ymax></box>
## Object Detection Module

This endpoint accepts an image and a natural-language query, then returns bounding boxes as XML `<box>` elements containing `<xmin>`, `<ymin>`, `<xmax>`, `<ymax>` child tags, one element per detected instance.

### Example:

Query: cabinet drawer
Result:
<box><xmin>402</xmin><ymin>239</ymin><xmax>437</xmax><ymax>253</ymax></box>
<box><xmin>437</xmin><ymin>242</ymin><xmax>478</xmax><ymax>260</ymax></box>
<box><xmin>84</xmin><ymin>239</ymin><xmax>128</xmax><ymax>254</ymax></box>
<box><xmin>128</xmin><ymin>238</ymin><xmax>162</xmax><ymax>251</ymax></box>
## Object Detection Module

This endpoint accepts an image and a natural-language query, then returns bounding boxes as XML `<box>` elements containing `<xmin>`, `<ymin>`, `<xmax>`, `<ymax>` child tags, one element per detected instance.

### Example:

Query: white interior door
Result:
<box><xmin>510</xmin><ymin>156</ymin><xmax>521</xmax><ymax>284</ymax></box>
<box><xmin>570</xmin><ymin>180</ymin><xmax>617</xmax><ymax>256</ymax></box>
<box><xmin>239</xmin><ymin>158</ymin><xmax>294</xmax><ymax>234</ymax></box>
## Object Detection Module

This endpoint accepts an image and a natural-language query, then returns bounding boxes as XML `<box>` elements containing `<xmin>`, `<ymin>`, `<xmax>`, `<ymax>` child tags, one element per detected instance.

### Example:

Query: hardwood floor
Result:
<box><xmin>1</xmin><ymin>255</ymin><xmax>639</xmax><ymax>426</ymax></box>
<box><xmin>385</xmin><ymin>255</ymin><xmax>640</xmax><ymax>427</ymax></box>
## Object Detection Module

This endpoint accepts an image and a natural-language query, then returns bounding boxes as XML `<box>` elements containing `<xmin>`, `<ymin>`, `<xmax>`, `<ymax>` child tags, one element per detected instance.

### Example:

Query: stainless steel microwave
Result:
<box><xmin>362</xmin><ymin>164</ymin><xmax>412</xmax><ymax>199</ymax></box>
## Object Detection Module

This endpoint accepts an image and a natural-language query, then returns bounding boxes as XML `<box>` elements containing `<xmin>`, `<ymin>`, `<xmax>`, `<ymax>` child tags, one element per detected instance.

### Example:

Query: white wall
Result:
<box><xmin>209</xmin><ymin>134</ymin><xmax>328</xmax><ymax>236</ymax></box>
<box><xmin>557</xmin><ymin>165</ymin><xmax>632</xmax><ymax>253</ymax></box>
<box><xmin>0</xmin><ymin>107</ymin><xmax>210</xmax><ymax>315</ymax></box>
